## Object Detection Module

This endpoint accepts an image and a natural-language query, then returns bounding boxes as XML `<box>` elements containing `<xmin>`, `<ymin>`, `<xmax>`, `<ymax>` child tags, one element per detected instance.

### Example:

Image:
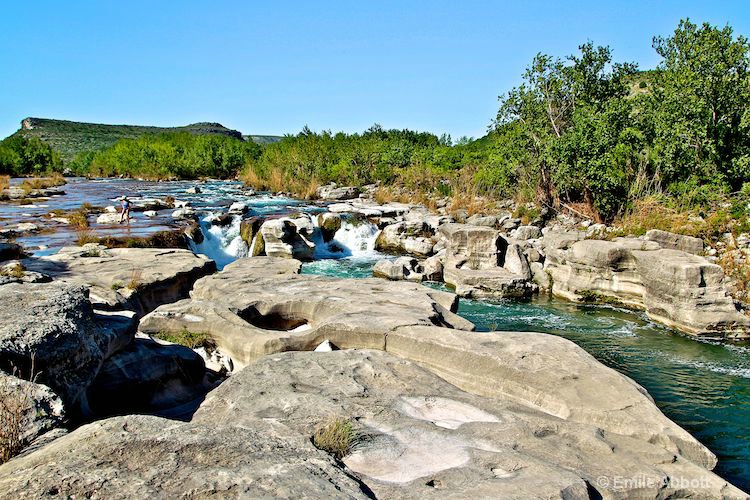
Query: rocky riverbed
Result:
<box><xmin>0</xmin><ymin>178</ymin><xmax>748</xmax><ymax>497</ymax></box>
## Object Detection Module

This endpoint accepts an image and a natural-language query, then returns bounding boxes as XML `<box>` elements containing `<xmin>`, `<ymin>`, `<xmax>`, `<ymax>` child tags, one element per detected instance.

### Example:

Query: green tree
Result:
<box><xmin>647</xmin><ymin>19</ymin><xmax>750</xmax><ymax>192</ymax></box>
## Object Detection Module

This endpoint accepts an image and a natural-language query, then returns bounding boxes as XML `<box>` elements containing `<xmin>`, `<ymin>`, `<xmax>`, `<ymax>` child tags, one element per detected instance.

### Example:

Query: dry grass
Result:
<box><xmin>75</xmin><ymin>229</ymin><xmax>99</xmax><ymax>246</ymax></box>
<box><xmin>312</xmin><ymin>416</ymin><xmax>357</xmax><ymax>459</ymax></box>
<box><xmin>127</xmin><ymin>269</ymin><xmax>144</xmax><ymax>290</ymax></box>
<box><xmin>267</xmin><ymin>167</ymin><xmax>286</xmax><ymax>193</ymax></box>
<box><xmin>19</xmin><ymin>173</ymin><xmax>66</xmax><ymax>193</ymax></box>
<box><xmin>153</xmin><ymin>328</ymin><xmax>216</xmax><ymax>350</ymax></box>
<box><xmin>373</xmin><ymin>187</ymin><xmax>395</xmax><ymax>204</ymax></box>
<box><xmin>607</xmin><ymin>196</ymin><xmax>737</xmax><ymax>243</ymax></box>
<box><xmin>718</xmin><ymin>248</ymin><xmax>750</xmax><ymax>304</ymax></box>
<box><xmin>0</xmin><ymin>175</ymin><xmax>9</xmax><ymax>192</ymax></box>
<box><xmin>0</xmin><ymin>362</ymin><xmax>36</xmax><ymax>465</ymax></box>
<box><xmin>448</xmin><ymin>191</ymin><xmax>496</xmax><ymax>216</ymax></box>
<box><xmin>287</xmin><ymin>176</ymin><xmax>320</xmax><ymax>200</ymax></box>
<box><xmin>241</xmin><ymin>165</ymin><xmax>321</xmax><ymax>200</ymax></box>
<box><xmin>240</xmin><ymin>167</ymin><xmax>264</xmax><ymax>190</ymax></box>
<box><xmin>0</xmin><ymin>263</ymin><xmax>24</xmax><ymax>279</ymax></box>
<box><xmin>67</xmin><ymin>210</ymin><xmax>89</xmax><ymax>229</ymax></box>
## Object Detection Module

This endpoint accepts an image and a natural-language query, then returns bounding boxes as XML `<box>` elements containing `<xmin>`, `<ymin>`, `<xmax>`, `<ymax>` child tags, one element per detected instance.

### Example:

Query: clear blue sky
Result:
<box><xmin>1</xmin><ymin>1</ymin><xmax>748</xmax><ymax>140</ymax></box>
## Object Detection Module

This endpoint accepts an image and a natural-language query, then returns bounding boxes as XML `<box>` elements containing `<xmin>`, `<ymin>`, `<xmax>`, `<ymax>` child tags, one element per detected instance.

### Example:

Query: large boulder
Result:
<box><xmin>0</xmin><ymin>242</ymin><xmax>23</xmax><ymax>262</ymax></box>
<box><xmin>646</xmin><ymin>229</ymin><xmax>704</xmax><ymax>255</ymax></box>
<box><xmin>0</xmin><ymin>283</ymin><xmax>113</xmax><ymax>411</ymax></box>
<box><xmin>513</xmin><ymin>225</ymin><xmax>542</xmax><ymax>240</ymax></box>
<box><xmin>316</xmin><ymin>184</ymin><xmax>360</xmax><ymax>200</ymax></box>
<box><xmin>1</xmin><ymin>350</ymin><xmax>741</xmax><ymax>498</ymax></box>
<box><xmin>238</xmin><ymin>216</ymin><xmax>264</xmax><ymax>246</ymax></box>
<box><xmin>438</xmin><ymin>223</ymin><xmax>534</xmax><ymax>298</ymax></box>
<box><xmin>257</xmin><ymin>219</ymin><xmax>315</xmax><ymax>260</ymax></box>
<box><xmin>139</xmin><ymin>257</ymin><xmax>473</xmax><ymax>369</ymax></box>
<box><xmin>0</xmin><ymin>414</ymin><xmax>372</xmax><ymax>499</ymax></box>
<box><xmin>546</xmin><ymin>238</ymin><xmax>750</xmax><ymax>337</ymax></box>
<box><xmin>0</xmin><ymin>372</ymin><xmax>65</xmax><ymax>450</ymax></box>
<box><xmin>23</xmin><ymin>246</ymin><xmax>216</xmax><ymax>317</ymax></box>
<box><xmin>317</xmin><ymin>212</ymin><xmax>342</xmax><ymax>242</ymax></box>
<box><xmin>375</xmin><ymin>221</ymin><xmax>435</xmax><ymax>256</ymax></box>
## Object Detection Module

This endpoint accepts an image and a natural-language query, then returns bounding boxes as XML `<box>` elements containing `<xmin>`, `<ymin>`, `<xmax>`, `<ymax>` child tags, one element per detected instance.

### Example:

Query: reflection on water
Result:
<box><xmin>459</xmin><ymin>297</ymin><xmax>750</xmax><ymax>491</ymax></box>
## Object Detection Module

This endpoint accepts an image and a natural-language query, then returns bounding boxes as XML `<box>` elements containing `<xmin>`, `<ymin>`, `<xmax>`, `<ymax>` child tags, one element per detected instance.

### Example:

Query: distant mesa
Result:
<box><xmin>12</xmin><ymin>117</ymin><xmax>281</xmax><ymax>161</ymax></box>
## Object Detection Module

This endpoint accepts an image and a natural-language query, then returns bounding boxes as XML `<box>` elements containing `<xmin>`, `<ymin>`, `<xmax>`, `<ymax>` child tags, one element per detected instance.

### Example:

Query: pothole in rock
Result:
<box><xmin>238</xmin><ymin>305</ymin><xmax>312</xmax><ymax>332</ymax></box>
<box><xmin>396</xmin><ymin>396</ymin><xmax>501</xmax><ymax>429</ymax></box>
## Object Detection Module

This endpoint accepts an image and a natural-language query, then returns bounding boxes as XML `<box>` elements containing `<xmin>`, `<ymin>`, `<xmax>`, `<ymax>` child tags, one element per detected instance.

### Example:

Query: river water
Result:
<box><xmin>2</xmin><ymin>178</ymin><xmax>749</xmax><ymax>490</ymax></box>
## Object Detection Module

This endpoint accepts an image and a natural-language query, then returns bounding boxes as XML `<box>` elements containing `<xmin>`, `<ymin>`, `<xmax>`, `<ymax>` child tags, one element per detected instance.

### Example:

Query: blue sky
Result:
<box><xmin>1</xmin><ymin>1</ymin><xmax>748</xmax><ymax>140</ymax></box>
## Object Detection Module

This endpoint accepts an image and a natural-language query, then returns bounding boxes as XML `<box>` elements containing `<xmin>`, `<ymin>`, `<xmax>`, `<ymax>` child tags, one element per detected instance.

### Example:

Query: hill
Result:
<box><xmin>243</xmin><ymin>135</ymin><xmax>283</xmax><ymax>145</ymax></box>
<box><xmin>12</xmin><ymin>117</ymin><xmax>246</xmax><ymax>162</ymax></box>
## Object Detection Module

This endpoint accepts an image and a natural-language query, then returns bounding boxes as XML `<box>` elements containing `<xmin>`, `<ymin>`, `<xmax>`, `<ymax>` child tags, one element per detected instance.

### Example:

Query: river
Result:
<box><xmin>3</xmin><ymin>178</ymin><xmax>749</xmax><ymax>491</ymax></box>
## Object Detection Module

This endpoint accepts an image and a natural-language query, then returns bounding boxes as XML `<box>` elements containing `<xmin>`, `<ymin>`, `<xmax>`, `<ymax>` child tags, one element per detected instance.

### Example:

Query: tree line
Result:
<box><xmin>2</xmin><ymin>19</ymin><xmax>748</xmax><ymax>221</ymax></box>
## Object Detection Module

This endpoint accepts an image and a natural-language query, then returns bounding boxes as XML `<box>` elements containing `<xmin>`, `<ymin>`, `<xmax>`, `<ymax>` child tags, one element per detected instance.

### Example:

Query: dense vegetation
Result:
<box><xmin>2</xmin><ymin>19</ymin><xmax>749</xmax><ymax>224</ymax></box>
<box><xmin>0</xmin><ymin>135</ymin><xmax>61</xmax><ymax>176</ymax></box>
<box><xmin>13</xmin><ymin>118</ymin><xmax>245</xmax><ymax>162</ymax></box>
<box><xmin>242</xmin><ymin>19</ymin><xmax>750</xmax><ymax>222</ymax></box>
<box><xmin>73</xmin><ymin>132</ymin><xmax>262</xmax><ymax>179</ymax></box>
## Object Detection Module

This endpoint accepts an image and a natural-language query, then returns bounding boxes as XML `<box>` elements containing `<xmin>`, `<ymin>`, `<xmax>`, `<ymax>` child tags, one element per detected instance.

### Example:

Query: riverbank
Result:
<box><xmin>0</xmin><ymin>178</ymin><xmax>748</xmax><ymax>495</ymax></box>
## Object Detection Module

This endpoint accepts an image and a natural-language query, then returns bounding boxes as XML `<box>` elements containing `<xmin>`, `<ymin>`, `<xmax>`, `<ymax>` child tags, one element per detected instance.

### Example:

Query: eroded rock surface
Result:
<box><xmin>439</xmin><ymin>223</ymin><xmax>534</xmax><ymax>298</ymax></box>
<box><xmin>0</xmin><ymin>282</ymin><xmax>113</xmax><ymax>411</ymax></box>
<box><xmin>139</xmin><ymin>257</ymin><xmax>473</xmax><ymax>368</ymax></box>
<box><xmin>0</xmin><ymin>413</ymin><xmax>372</xmax><ymax>499</ymax></box>
<box><xmin>23</xmin><ymin>245</ymin><xmax>216</xmax><ymax>317</ymax></box>
<box><xmin>546</xmin><ymin>238</ymin><xmax>750</xmax><ymax>337</ymax></box>
<box><xmin>2</xmin><ymin>350</ymin><xmax>742</xmax><ymax>499</ymax></box>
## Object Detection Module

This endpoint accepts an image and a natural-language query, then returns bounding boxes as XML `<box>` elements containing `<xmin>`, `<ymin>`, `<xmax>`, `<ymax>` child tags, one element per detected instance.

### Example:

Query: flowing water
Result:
<box><xmin>2</xmin><ymin>178</ymin><xmax>749</xmax><ymax>490</ymax></box>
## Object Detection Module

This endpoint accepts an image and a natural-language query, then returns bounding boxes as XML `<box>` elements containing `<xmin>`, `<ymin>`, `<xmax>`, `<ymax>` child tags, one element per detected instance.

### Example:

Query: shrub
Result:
<box><xmin>19</xmin><ymin>173</ymin><xmax>66</xmax><ymax>193</ymax></box>
<box><xmin>0</xmin><ymin>175</ymin><xmax>8</xmax><ymax>192</ymax></box>
<box><xmin>67</xmin><ymin>209</ymin><xmax>89</xmax><ymax>229</ymax></box>
<box><xmin>312</xmin><ymin>416</ymin><xmax>357</xmax><ymax>459</ymax></box>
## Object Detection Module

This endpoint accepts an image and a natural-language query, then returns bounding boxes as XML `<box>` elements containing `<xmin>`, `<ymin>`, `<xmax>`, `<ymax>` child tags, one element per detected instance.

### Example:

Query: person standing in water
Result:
<box><xmin>119</xmin><ymin>196</ymin><xmax>131</xmax><ymax>224</ymax></box>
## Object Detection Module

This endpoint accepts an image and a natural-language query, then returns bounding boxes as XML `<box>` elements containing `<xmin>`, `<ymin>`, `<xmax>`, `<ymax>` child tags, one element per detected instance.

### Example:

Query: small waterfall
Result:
<box><xmin>332</xmin><ymin>221</ymin><xmax>380</xmax><ymax>258</ymax></box>
<box><xmin>189</xmin><ymin>213</ymin><xmax>246</xmax><ymax>270</ymax></box>
<box><xmin>312</xmin><ymin>217</ymin><xmax>381</xmax><ymax>260</ymax></box>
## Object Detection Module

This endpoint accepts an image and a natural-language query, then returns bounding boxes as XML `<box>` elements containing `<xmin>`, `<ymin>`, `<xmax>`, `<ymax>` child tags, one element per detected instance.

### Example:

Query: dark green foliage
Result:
<box><xmin>490</xmin><ymin>21</ymin><xmax>750</xmax><ymax>221</ymax></box>
<box><xmin>0</xmin><ymin>135</ymin><xmax>61</xmax><ymax>176</ymax></box>
<box><xmin>74</xmin><ymin>132</ymin><xmax>261</xmax><ymax>179</ymax></box>
<box><xmin>242</xmin><ymin>124</ymin><xmax>490</xmax><ymax>194</ymax></box>
<box><xmin>15</xmin><ymin>118</ymin><xmax>244</xmax><ymax>162</ymax></box>
<box><xmin>645</xmin><ymin>20</ymin><xmax>750</xmax><ymax>192</ymax></box>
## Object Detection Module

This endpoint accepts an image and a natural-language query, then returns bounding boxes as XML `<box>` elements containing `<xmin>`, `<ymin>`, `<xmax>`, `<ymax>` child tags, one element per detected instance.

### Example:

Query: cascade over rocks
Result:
<box><xmin>545</xmin><ymin>237</ymin><xmax>750</xmax><ymax>337</ymax></box>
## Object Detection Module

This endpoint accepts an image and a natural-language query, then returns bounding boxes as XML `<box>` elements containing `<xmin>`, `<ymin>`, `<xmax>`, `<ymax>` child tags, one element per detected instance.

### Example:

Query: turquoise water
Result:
<box><xmin>458</xmin><ymin>297</ymin><xmax>750</xmax><ymax>491</ymax></box>
<box><xmin>303</xmin><ymin>261</ymin><xmax>750</xmax><ymax>492</ymax></box>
